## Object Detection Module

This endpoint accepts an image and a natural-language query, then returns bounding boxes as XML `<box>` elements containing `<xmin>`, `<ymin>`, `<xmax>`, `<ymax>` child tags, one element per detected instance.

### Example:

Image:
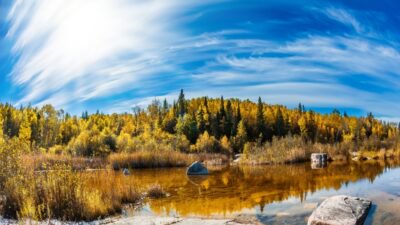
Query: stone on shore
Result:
<box><xmin>308</xmin><ymin>195</ymin><xmax>371</xmax><ymax>225</ymax></box>
<box><xmin>187</xmin><ymin>161</ymin><xmax>209</xmax><ymax>175</ymax></box>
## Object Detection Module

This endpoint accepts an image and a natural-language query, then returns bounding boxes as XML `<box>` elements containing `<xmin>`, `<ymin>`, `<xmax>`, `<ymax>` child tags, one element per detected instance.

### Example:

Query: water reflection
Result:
<box><xmin>120</xmin><ymin>160</ymin><xmax>397</xmax><ymax>217</ymax></box>
<box><xmin>311</xmin><ymin>161</ymin><xmax>327</xmax><ymax>169</ymax></box>
<box><xmin>83</xmin><ymin>159</ymin><xmax>400</xmax><ymax>224</ymax></box>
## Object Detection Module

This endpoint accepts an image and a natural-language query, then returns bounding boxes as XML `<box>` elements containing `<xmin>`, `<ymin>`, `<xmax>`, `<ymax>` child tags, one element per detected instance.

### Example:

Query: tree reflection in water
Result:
<box><xmin>80</xmin><ymin>159</ymin><xmax>400</xmax><ymax>224</ymax></box>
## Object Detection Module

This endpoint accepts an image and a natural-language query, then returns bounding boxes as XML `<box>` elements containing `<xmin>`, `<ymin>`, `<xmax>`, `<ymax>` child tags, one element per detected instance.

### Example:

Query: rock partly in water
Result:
<box><xmin>308</xmin><ymin>195</ymin><xmax>371</xmax><ymax>225</ymax></box>
<box><xmin>187</xmin><ymin>161</ymin><xmax>209</xmax><ymax>175</ymax></box>
<box><xmin>122</xmin><ymin>168</ymin><xmax>130</xmax><ymax>176</ymax></box>
<box><xmin>311</xmin><ymin>153</ymin><xmax>328</xmax><ymax>163</ymax></box>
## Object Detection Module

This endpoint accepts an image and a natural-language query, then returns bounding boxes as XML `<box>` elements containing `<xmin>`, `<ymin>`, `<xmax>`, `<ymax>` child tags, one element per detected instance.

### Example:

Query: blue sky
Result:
<box><xmin>0</xmin><ymin>0</ymin><xmax>399</xmax><ymax>121</ymax></box>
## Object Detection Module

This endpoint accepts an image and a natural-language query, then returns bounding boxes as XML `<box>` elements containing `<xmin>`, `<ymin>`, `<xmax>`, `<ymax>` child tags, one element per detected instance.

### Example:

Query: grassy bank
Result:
<box><xmin>22</xmin><ymin>153</ymin><xmax>106</xmax><ymax>171</ymax></box>
<box><xmin>108</xmin><ymin>151</ymin><xmax>228</xmax><ymax>170</ymax></box>
<box><xmin>240</xmin><ymin>136</ymin><xmax>400</xmax><ymax>164</ymax></box>
<box><xmin>109</xmin><ymin>150</ymin><xmax>195</xmax><ymax>169</ymax></box>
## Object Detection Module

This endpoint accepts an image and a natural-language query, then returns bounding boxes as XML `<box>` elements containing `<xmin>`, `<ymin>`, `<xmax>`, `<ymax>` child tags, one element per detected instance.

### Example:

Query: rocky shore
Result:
<box><xmin>0</xmin><ymin>195</ymin><xmax>371</xmax><ymax>225</ymax></box>
<box><xmin>0</xmin><ymin>216</ymin><xmax>257</xmax><ymax>225</ymax></box>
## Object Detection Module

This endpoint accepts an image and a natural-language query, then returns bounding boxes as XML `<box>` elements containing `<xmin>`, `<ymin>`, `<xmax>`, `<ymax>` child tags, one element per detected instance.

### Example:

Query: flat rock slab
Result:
<box><xmin>308</xmin><ymin>195</ymin><xmax>371</xmax><ymax>225</ymax></box>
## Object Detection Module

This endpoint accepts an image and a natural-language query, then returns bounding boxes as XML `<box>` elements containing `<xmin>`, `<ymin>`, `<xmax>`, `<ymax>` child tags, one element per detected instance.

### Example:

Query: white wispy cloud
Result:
<box><xmin>182</xmin><ymin>32</ymin><xmax>400</xmax><ymax>118</ymax></box>
<box><xmin>88</xmin><ymin>30</ymin><xmax>400</xmax><ymax>118</ymax></box>
<box><xmin>6</xmin><ymin>0</ymin><xmax>208</xmax><ymax>108</ymax></box>
<box><xmin>322</xmin><ymin>7</ymin><xmax>363</xmax><ymax>33</ymax></box>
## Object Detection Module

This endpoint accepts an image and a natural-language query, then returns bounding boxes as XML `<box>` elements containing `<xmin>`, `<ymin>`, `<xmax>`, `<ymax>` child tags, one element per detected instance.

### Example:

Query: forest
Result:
<box><xmin>0</xmin><ymin>89</ymin><xmax>399</xmax><ymax>161</ymax></box>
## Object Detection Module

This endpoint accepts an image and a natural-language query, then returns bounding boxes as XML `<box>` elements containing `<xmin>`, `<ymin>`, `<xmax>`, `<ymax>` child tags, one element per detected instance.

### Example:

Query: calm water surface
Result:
<box><xmin>109</xmin><ymin>160</ymin><xmax>400</xmax><ymax>225</ymax></box>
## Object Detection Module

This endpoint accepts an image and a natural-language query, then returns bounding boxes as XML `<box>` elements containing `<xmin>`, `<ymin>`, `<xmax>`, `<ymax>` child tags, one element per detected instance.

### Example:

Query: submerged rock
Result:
<box><xmin>308</xmin><ymin>195</ymin><xmax>371</xmax><ymax>225</ymax></box>
<box><xmin>187</xmin><ymin>161</ymin><xmax>209</xmax><ymax>175</ymax></box>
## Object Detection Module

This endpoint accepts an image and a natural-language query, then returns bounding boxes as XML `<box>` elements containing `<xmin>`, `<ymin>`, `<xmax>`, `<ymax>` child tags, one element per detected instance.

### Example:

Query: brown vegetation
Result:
<box><xmin>1</xmin><ymin>166</ymin><xmax>141</xmax><ymax>221</ymax></box>
<box><xmin>22</xmin><ymin>153</ymin><xmax>106</xmax><ymax>171</ymax></box>
<box><xmin>241</xmin><ymin>135</ymin><xmax>400</xmax><ymax>164</ymax></box>
<box><xmin>108</xmin><ymin>150</ymin><xmax>195</xmax><ymax>169</ymax></box>
<box><xmin>147</xmin><ymin>184</ymin><xmax>167</xmax><ymax>199</ymax></box>
<box><xmin>108</xmin><ymin>151</ymin><xmax>228</xmax><ymax>169</ymax></box>
<box><xmin>0</xmin><ymin>139</ymin><xmax>141</xmax><ymax>221</ymax></box>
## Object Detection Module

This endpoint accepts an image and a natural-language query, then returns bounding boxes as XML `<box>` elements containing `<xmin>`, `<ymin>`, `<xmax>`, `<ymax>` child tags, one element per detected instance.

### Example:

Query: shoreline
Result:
<box><xmin>0</xmin><ymin>215</ymin><xmax>260</xmax><ymax>225</ymax></box>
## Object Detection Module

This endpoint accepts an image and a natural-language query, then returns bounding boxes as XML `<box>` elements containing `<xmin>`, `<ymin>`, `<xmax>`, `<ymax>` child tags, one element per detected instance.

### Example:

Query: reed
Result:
<box><xmin>108</xmin><ymin>150</ymin><xmax>196</xmax><ymax>170</ymax></box>
<box><xmin>22</xmin><ymin>153</ymin><xmax>106</xmax><ymax>171</ymax></box>
<box><xmin>1</xmin><ymin>165</ymin><xmax>140</xmax><ymax>221</ymax></box>
<box><xmin>240</xmin><ymin>135</ymin><xmax>400</xmax><ymax>164</ymax></box>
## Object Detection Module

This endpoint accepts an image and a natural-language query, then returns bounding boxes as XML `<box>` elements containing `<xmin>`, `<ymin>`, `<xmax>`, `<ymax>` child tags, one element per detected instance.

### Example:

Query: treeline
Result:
<box><xmin>0</xmin><ymin>89</ymin><xmax>399</xmax><ymax>157</ymax></box>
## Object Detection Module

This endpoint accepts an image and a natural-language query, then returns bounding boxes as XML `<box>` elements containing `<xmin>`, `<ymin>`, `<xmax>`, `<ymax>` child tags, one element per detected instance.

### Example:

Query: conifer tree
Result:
<box><xmin>256</xmin><ymin>97</ymin><xmax>265</xmax><ymax>139</ymax></box>
<box><xmin>275</xmin><ymin>108</ymin><xmax>285</xmax><ymax>137</ymax></box>
<box><xmin>177</xmin><ymin>89</ymin><xmax>186</xmax><ymax>117</ymax></box>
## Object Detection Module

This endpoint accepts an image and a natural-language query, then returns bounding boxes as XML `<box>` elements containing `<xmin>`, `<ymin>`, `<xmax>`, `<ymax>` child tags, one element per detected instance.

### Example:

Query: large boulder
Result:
<box><xmin>186</xmin><ymin>161</ymin><xmax>209</xmax><ymax>175</ymax></box>
<box><xmin>308</xmin><ymin>195</ymin><xmax>371</xmax><ymax>225</ymax></box>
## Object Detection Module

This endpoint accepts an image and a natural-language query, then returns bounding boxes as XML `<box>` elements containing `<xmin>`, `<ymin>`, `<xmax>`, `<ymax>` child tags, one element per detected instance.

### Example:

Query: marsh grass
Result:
<box><xmin>108</xmin><ymin>151</ymin><xmax>230</xmax><ymax>170</ymax></box>
<box><xmin>22</xmin><ymin>153</ymin><xmax>106</xmax><ymax>171</ymax></box>
<box><xmin>241</xmin><ymin>136</ymin><xmax>400</xmax><ymax>164</ymax></box>
<box><xmin>1</xmin><ymin>165</ymin><xmax>141</xmax><ymax>221</ymax></box>
<box><xmin>108</xmin><ymin>150</ymin><xmax>197</xmax><ymax>170</ymax></box>
<box><xmin>147</xmin><ymin>184</ymin><xmax>167</xmax><ymax>199</ymax></box>
<box><xmin>242</xmin><ymin>136</ymin><xmax>312</xmax><ymax>164</ymax></box>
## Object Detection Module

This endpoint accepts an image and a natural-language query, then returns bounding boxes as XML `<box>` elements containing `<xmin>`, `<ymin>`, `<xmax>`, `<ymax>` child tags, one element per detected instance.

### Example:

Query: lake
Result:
<box><xmin>90</xmin><ymin>160</ymin><xmax>400</xmax><ymax>225</ymax></box>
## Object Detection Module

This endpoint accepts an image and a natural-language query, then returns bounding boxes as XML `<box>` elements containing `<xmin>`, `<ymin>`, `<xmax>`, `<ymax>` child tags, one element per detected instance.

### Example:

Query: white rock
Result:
<box><xmin>311</xmin><ymin>153</ymin><xmax>328</xmax><ymax>163</ymax></box>
<box><xmin>308</xmin><ymin>195</ymin><xmax>371</xmax><ymax>225</ymax></box>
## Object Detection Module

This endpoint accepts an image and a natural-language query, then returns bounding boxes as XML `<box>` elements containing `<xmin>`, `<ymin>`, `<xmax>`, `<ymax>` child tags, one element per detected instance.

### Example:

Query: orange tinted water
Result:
<box><xmin>86</xmin><ymin>160</ymin><xmax>400</xmax><ymax>224</ymax></box>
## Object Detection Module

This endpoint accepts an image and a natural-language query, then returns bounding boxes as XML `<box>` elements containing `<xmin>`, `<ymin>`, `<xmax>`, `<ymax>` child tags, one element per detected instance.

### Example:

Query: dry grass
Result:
<box><xmin>242</xmin><ymin>136</ymin><xmax>313</xmax><ymax>164</ymax></box>
<box><xmin>1</xmin><ymin>165</ymin><xmax>141</xmax><ymax>221</ymax></box>
<box><xmin>108</xmin><ymin>151</ymin><xmax>230</xmax><ymax>170</ymax></box>
<box><xmin>147</xmin><ymin>184</ymin><xmax>166</xmax><ymax>199</ymax></box>
<box><xmin>108</xmin><ymin>150</ymin><xmax>197</xmax><ymax>170</ymax></box>
<box><xmin>22</xmin><ymin>153</ymin><xmax>106</xmax><ymax>171</ymax></box>
<box><xmin>240</xmin><ymin>135</ymin><xmax>400</xmax><ymax>164</ymax></box>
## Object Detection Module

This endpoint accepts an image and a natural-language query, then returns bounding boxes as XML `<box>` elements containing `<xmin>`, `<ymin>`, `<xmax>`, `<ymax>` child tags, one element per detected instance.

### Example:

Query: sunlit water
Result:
<box><xmin>99</xmin><ymin>160</ymin><xmax>400</xmax><ymax>224</ymax></box>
